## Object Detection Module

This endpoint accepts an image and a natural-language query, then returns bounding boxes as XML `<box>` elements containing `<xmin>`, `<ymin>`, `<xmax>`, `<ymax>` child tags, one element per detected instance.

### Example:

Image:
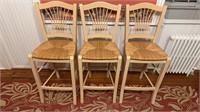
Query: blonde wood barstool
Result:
<box><xmin>28</xmin><ymin>1</ymin><xmax>77</xmax><ymax>105</ymax></box>
<box><xmin>78</xmin><ymin>2</ymin><xmax>122</xmax><ymax>103</ymax></box>
<box><xmin>119</xmin><ymin>3</ymin><xmax>171</xmax><ymax>104</ymax></box>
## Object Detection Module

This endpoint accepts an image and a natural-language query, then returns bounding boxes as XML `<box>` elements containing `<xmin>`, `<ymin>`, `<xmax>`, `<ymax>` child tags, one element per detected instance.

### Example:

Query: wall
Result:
<box><xmin>0</xmin><ymin>20</ymin><xmax>11</xmax><ymax>69</ymax></box>
<box><xmin>158</xmin><ymin>21</ymin><xmax>200</xmax><ymax>49</ymax></box>
<box><xmin>196</xmin><ymin>60</ymin><xmax>200</xmax><ymax>69</ymax></box>
<box><xmin>0</xmin><ymin>35</ymin><xmax>11</xmax><ymax>69</ymax></box>
<box><xmin>1</xmin><ymin>0</ymin><xmax>42</xmax><ymax>68</ymax></box>
<box><xmin>157</xmin><ymin>20</ymin><xmax>200</xmax><ymax>70</ymax></box>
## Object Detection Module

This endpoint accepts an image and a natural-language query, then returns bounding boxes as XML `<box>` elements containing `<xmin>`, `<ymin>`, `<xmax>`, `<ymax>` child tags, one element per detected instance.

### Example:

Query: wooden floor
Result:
<box><xmin>1</xmin><ymin>68</ymin><xmax>199</xmax><ymax>91</ymax></box>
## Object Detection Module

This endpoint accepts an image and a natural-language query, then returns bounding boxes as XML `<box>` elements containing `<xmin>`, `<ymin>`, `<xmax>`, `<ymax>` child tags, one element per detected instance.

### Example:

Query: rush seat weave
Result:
<box><xmin>125</xmin><ymin>42</ymin><xmax>167</xmax><ymax>61</ymax></box>
<box><xmin>32</xmin><ymin>40</ymin><xmax>75</xmax><ymax>60</ymax></box>
<box><xmin>80</xmin><ymin>40</ymin><xmax>120</xmax><ymax>60</ymax></box>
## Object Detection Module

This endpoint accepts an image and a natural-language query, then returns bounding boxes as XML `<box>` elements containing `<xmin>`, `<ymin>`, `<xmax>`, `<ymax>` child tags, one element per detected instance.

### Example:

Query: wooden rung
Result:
<box><xmin>33</xmin><ymin>58</ymin><xmax>70</xmax><ymax>63</ymax></box>
<box><xmin>151</xmin><ymin>64</ymin><xmax>161</xmax><ymax>74</ymax></box>
<box><xmin>83</xmin><ymin>71</ymin><xmax>91</xmax><ymax>85</ymax></box>
<box><xmin>43</xmin><ymin>70</ymin><xmax>57</xmax><ymax>86</ymax></box>
<box><xmin>41</xmin><ymin>86</ymin><xmax>73</xmax><ymax>91</ymax></box>
<box><xmin>151</xmin><ymin>63</ymin><xmax>157</xmax><ymax>68</ymax></box>
<box><xmin>37</xmin><ymin>62</ymin><xmax>47</xmax><ymax>72</ymax></box>
<box><xmin>82</xmin><ymin>66</ymin><xmax>86</xmax><ymax>72</ymax></box>
<box><xmin>84</xmin><ymin>65</ymin><xmax>111</xmax><ymax>68</ymax></box>
<box><xmin>82</xmin><ymin>59</ymin><xmax>118</xmax><ymax>63</ymax></box>
<box><xmin>155</xmin><ymin>68</ymin><xmax>161</xmax><ymax>74</ymax></box>
<box><xmin>113</xmin><ymin>66</ymin><xmax>117</xmax><ymax>73</ymax></box>
<box><xmin>108</xmin><ymin>71</ymin><xmax>114</xmax><ymax>85</ymax></box>
<box><xmin>55</xmin><ymin>69</ymin><xmax>60</xmax><ymax>79</ymax></box>
<box><xmin>130</xmin><ymin>60</ymin><xmax>166</xmax><ymax>64</ymax></box>
<box><xmin>83</xmin><ymin>86</ymin><xmax>114</xmax><ymax>90</ymax></box>
<box><xmin>144</xmin><ymin>72</ymin><xmax>154</xmax><ymax>87</ymax></box>
<box><xmin>124</xmin><ymin>86</ymin><xmax>155</xmax><ymax>91</ymax></box>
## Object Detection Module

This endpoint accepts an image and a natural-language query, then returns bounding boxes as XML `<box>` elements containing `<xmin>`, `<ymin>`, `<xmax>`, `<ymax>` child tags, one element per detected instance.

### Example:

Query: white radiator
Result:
<box><xmin>165</xmin><ymin>34</ymin><xmax>200</xmax><ymax>76</ymax></box>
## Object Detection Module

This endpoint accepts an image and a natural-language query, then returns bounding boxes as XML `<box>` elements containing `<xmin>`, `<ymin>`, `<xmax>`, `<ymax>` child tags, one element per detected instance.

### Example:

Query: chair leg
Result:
<box><xmin>70</xmin><ymin>56</ymin><xmax>77</xmax><ymax>105</ymax></box>
<box><xmin>88</xmin><ymin>63</ymin><xmax>92</xmax><ymax>78</ymax></box>
<box><xmin>113</xmin><ymin>56</ymin><xmax>122</xmax><ymax>103</ymax></box>
<box><xmin>28</xmin><ymin>54</ymin><xmax>44</xmax><ymax>103</ymax></box>
<box><xmin>106</xmin><ymin>63</ymin><xmax>111</xmax><ymax>78</ymax></box>
<box><xmin>53</xmin><ymin>63</ymin><xmax>60</xmax><ymax>78</ymax></box>
<box><xmin>78</xmin><ymin>55</ymin><xmax>84</xmax><ymax>103</ymax></box>
<box><xmin>119</xmin><ymin>56</ymin><xmax>130</xmax><ymax>103</ymax></box>
<box><xmin>55</xmin><ymin>69</ymin><xmax>60</xmax><ymax>78</ymax></box>
<box><xmin>151</xmin><ymin>58</ymin><xmax>171</xmax><ymax>104</ymax></box>
<box><xmin>139</xmin><ymin>64</ymin><xmax>147</xmax><ymax>79</ymax></box>
<box><xmin>152</xmin><ymin>64</ymin><xmax>159</xmax><ymax>75</ymax></box>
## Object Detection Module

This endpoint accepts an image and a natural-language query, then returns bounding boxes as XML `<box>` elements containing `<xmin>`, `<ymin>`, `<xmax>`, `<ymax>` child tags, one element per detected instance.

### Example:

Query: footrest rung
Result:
<box><xmin>124</xmin><ymin>86</ymin><xmax>155</xmax><ymax>91</ymax></box>
<box><xmin>41</xmin><ymin>86</ymin><xmax>73</xmax><ymax>91</ymax></box>
<box><xmin>83</xmin><ymin>86</ymin><xmax>114</xmax><ymax>90</ymax></box>
<box><xmin>144</xmin><ymin>72</ymin><xmax>154</xmax><ymax>87</ymax></box>
<box><xmin>83</xmin><ymin>71</ymin><xmax>91</xmax><ymax>85</ymax></box>
<box><xmin>43</xmin><ymin>70</ymin><xmax>57</xmax><ymax>86</ymax></box>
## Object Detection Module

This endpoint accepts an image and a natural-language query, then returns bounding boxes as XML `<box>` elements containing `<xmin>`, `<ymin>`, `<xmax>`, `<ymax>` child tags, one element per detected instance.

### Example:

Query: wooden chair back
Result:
<box><xmin>79</xmin><ymin>2</ymin><xmax>121</xmax><ymax>42</ymax></box>
<box><xmin>125</xmin><ymin>3</ymin><xmax>167</xmax><ymax>43</ymax></box>
<box><xmin>35</xmin><ymin>1</ymin><xmax>77</xmax><ymax>41</ymax></box>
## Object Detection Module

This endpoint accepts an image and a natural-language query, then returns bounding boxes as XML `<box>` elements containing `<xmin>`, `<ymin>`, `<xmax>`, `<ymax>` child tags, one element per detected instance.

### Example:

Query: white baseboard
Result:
<box><xmin>194</xmin><ymin>67</ymin><xmax>200</xmax><ymax>70</ymax></box>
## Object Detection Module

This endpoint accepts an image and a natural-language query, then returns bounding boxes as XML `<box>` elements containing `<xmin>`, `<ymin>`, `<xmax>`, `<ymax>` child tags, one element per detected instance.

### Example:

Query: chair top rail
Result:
<box><xmin>128</xmin><ymin>3</ymin><xmax>165</xmax><ymax>12</ymax></box>
<box><xmin>37</xmin><ymin>1</ymin><xmax>75</xmax><ymax>10</ymax></box>
<box><xmin>80</xmin><ymin>1</ymin><xmax>119</xmax><ymax>11</ymax></box>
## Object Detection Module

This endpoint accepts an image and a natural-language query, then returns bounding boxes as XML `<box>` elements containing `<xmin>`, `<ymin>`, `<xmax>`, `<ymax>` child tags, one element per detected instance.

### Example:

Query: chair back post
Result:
<box><xmin>112</xmin><ymin>4</ymin><xmax>122</xmax><ymax>42</ymax></box>
<box><xmin>35</xmin><ymin>1</ymin><xmax>77</xmax><ymax>41</ymax></box>
<box><xmin>79</xmin><ymin>4</ymin><xmax>89</xmax><ymax>42</ymax></box>
<box><xmin>125</xmin><ymin>4</ymin><xmax>130</xmax><ymax>43</ymax></box>
<box><xmin>72</xmin><ymin>4</ymin><xmax>77</xmax><ymax>42</ymax></box>
<box><xmin>153</xmin><ymin>5</ymin><xmax>167</xmax><ymax>43</ymax></box>
<box><xmin>35</xmin><ymin>3</ymin><xmax>48</xmax><ymax>41</ymax></box>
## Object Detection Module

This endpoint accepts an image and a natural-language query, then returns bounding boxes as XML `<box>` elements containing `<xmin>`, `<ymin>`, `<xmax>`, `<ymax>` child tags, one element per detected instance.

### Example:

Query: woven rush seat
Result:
<box><xmin>125</xmin><ymin>42</ymin><xmax>168</xmax><ymax>61</ymax></box>
<box><xmin>32</xmin><ymin>40</ymin><xmax>75</xmax><ymax>60</ymax></box>
<box><xmin>80</xmin><ymin>40</ymin><xmax>120</xmax><ymax>60</ymax></box>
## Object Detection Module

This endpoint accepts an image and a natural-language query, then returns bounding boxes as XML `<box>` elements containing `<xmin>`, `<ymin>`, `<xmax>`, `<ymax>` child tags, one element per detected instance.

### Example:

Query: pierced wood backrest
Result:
<box><xmin>80</xmin><ymin>2</ymin><xmax>121</xmax><ymax>42</ymax></box>
<box><xmin>35</xmin><ymin>1</ymin><xmax>77</xmax><ymax>41</ymax></box>
<box><xmin>125</xmin><ymin>3</ymin><xmax>167</xmax><ymax>43</ymax></box>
